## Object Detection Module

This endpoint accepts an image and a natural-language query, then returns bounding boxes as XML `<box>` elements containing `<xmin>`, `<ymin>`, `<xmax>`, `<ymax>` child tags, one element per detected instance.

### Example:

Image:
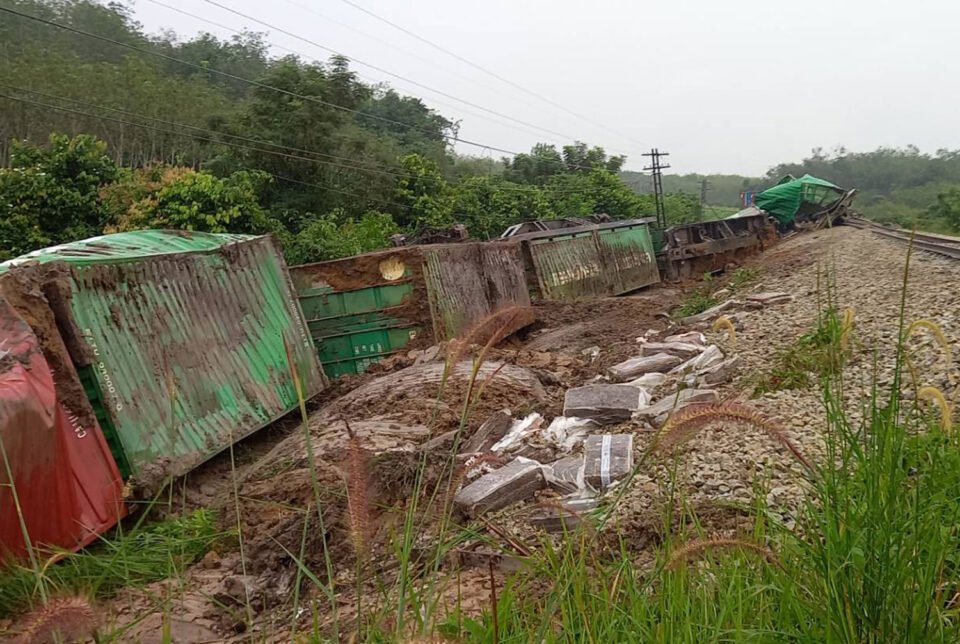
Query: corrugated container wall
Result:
<box><xmin>510</xmin><ymin>219</ymin><xmax>661</xmax><ymax>301</ymax></box>
<box><xmin>290</xmin><ymin>241</ymin><xmax>533</xmax><ymax>378</ymax></box>
<box><xmin>0</xmin><ymin>288</ymin><xmax>126</xmax><ymax>558</ymax></box>
<box><xmin>0</xmin><ymin>231</ymin><xmax>325</xmax><ymax>483</ymax></box>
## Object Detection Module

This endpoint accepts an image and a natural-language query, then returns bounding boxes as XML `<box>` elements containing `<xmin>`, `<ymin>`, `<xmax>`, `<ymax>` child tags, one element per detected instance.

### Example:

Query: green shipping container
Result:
<box><xmin>0</xmin><ymin>231</ymin><xmax>325</xmax><ymax>481</ymax></box>
<box><xmin>290</xmin><ymin>241</ymin><xmax>533</xmax><ymax>378</ymax></box>
<box><xmin>507</xmin><ymin>219</ymin><xmax>661</xmax><ymax>301</ymax></box>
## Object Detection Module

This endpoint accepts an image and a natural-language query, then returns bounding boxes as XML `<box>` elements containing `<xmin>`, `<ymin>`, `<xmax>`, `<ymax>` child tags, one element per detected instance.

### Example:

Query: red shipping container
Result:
<box><xmin>0</xmin><ymin>296</ymin><xmax>126</xmax><ymax>559</ymax></box>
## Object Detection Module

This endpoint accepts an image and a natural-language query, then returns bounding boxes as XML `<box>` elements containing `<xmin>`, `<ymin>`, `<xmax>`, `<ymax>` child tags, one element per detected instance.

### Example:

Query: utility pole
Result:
<box><xmin>642</xmin><ymin>148</ymin><xmax>670</xmax><ymax>228</ymax></box>
<box><xmin>699</xmin><ymin>178</ymin><xmax>711</xmax><ymax>221</ymax></box>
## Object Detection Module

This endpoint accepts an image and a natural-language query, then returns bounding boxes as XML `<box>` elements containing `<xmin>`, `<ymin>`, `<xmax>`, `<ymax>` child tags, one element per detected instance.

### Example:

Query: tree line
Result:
<box><xmin>0</xmin><ymin>0</ymin><xmax>704</xmax><ymax>264</ymax></box>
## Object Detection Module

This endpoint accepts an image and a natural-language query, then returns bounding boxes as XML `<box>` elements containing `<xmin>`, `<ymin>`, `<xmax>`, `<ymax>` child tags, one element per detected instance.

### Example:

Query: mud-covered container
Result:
<box><xmin>0</xmin><ymin>231</ymin><xmax>325</xmax><ymax>483</ymax></box>
<box><xmin>657</xmin><ymin>212</ymin><xmax>769</xmax><ymax>280</ymax></box>
<box><xmin>290</xmin><ymin>241</ymin><xmax>533</xmax><ymax>378</ymax></box>
<box><xmin>0</xmin><ymin>288</ymin><xmax>126</xmax><ymax>558</ymax></box>
<box><xmin>503</xmin><ymin>218</ymin><xmax>661</xmax><ymax>301</ymax></box>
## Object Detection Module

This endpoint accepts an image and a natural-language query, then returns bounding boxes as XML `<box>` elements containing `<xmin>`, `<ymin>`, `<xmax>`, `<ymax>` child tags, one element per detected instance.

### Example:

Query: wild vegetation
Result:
<box><xmin>0</xmin><ymin>0</ymin><xmax>703</xmax><ymax>264</ymax></box>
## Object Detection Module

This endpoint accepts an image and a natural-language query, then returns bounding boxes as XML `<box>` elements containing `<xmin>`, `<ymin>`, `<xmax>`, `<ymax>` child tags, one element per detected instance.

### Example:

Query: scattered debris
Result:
<box><xmin>664</xmin><ymin>331</ymin><xmax>706</xmax><ymax>345</ymax></box>
<box><xmin>671</xmin><ymin>345</ymin><xmax>725</xmax><ymax>374</ymax></box>
<box><xmin>455</xmin><ymin>457</ymin><xmax>546</xmax><ymax>517</ymax></box>
<box><xmin>638</xmin><ymin>389</ymin><xmax>720</xmax><ymax>424</ymax></box>
<box><xmin>608</xmin><ymin>353</ymin><xmax>683</xmax><ymax>381</ymax></box>
<box><xmin>680</xmin><ymin>299</ymin><xmax>739</xmax><ymax>325</ymax></box>
<box><xmin>564</xmin><ymin>384</ymin><xmax>647</xmax><ymax>423</ymax></box>
<box><xmin>462</xmin><ymin>410</ymin><xmax>514</xmax><ymax>454</ymax></box>
<box><xmin>491</xmin><ymin>414</ymin><xmax>544</xmax><ymax>453</ymax></box>
<box><xmin>584</xmin><ymin>434</ymin><xmax>634</xmax><ymax>489</ymax></box>
<box><xmin>699</xmin><ymin>356</ymin><xmax>742</xmax><ymax>386</ymax></box>
<box><xmin>746</xmin><ymin>292</ymin><xmax>793</xmax><ymax>307</ymax></box>
<box><xmin>639</xmin><ymin>342</ymin><xmax>703</xmax><ymax>358</ymax></box>
<box><xmin>626</xmin><ymin>372</ymin><xmax>669</xmax><ymax>389</ymax></box>
<box><xmin>529</xmin><ymin>498</ymin><xmax>598</xmax><ymax>532</ymax></box>
<box><xmin>545</xmin><ymin>455</ymin><xmax>584</xmax><ymax>493</ymax></box>
<box><xmin>543</xmin><ymin>416</ymin><xmax>598</xmax><ymax>451</ymax></box>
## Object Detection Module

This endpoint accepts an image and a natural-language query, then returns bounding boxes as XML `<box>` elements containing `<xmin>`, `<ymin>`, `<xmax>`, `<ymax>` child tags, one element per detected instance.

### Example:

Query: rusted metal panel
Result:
<box><xmin>422</xmin><ymin>242</ymin><xmax>533</xmax><ymax>340</ymax></box>
<box><xmin>658</xmin><ymin>214</ymin><xmax>769</xmax><ymax>281</ymax></box>
<box><xmin>597</xmin><ymin>224</ymin><xmax>661</xmax><ymax>294</ymax></box>
<box><xmin>513</xmin><ymin>219</ymin><xmax>660</xmax><ymax>301</ymax></box>
<box><xmin>3</xmin><ymin>233</ymin><xmax>325</xmax><ymax>484</ymax></box>
<box><xmin>292</xmin><ymin>241</ymin><xmax>535</xmax><ymax>377</ymax></box>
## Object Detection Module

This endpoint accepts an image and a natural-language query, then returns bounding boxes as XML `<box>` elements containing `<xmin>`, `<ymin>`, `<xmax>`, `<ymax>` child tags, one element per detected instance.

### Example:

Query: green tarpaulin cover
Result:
<box><xmin>755</xmin><ymin>174</ymin><xmax>844</xmax><ymax>225</ymax></box>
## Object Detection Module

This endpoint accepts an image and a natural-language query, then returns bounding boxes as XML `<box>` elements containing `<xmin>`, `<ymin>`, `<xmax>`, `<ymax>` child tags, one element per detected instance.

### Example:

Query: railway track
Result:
<box><xmin>843</xmin><ymin>216</ymin><xmax>960</xmax><ymax>260</ymax></box>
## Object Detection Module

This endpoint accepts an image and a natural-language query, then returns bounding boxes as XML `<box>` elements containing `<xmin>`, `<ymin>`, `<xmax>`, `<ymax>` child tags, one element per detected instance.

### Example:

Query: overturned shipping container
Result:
<box><xmin>502</xmin><ymin>218</ymin><xmax>660</xmax><ymax>301</ymax></box>
<box><xmin>290</xmin><ymin>241</ymin><xmax>533</xmax><ymax>377</ymax></box>
<box><xmin>655</xmin><ymin>213</ymin><xmax>770</xmax><ymax>280</ymax></box>
<box><xmin>0</xmin><ymin>290</ymin><xmax>126</xmax><ymax>558</ymax></box>
<box><xmin>0</xmin><ymin>231</ymin><xmax>325</xmax><ymax>485</ymax></box>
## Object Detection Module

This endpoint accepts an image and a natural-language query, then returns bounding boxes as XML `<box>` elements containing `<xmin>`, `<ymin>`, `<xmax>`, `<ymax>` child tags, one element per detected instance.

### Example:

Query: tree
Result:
<box><xmin>282</xmin><ymin>210</ymin><xmax>399</xmax><ymax>265</ymax></box>
<box><xmin>0</xmin><ymin>134</ymin><xmax>117</xmax><ymax>259</ymax></box>
<box><xmin>929</xmin><ymin>189</ymin><xmax>960</xmax><ymax>231</ymax></box>
<box><xmin>392</xmin><ymin>154</ymin><xmax>455</xmax><ymax>229</ymax></box>
<box><xmin>454</xmin><ymin>177</ymin><xmax>554</xmax><ymax>239</ymax></box>
<box><xmin>108</xmin><ymin>168</ymin><xmax>272</xmax><ymax>233</ymax></box>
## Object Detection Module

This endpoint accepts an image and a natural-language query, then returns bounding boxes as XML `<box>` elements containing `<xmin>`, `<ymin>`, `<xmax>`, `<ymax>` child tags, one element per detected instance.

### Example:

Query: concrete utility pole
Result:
<box><xmin>699</xmin><ymin>178</ymin><xmax>711</xmax><ymax>221</ymax></box>
<box><xmin>642</xmin><ymin>149</ymin><xmax>670</xmax><ymax>228</ymax></box>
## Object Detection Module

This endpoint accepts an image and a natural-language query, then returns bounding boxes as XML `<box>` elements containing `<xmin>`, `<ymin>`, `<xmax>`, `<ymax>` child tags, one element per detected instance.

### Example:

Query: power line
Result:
<box><xmin>197</xmin><ymin>0</ymin><xmax>591</xmax><ymax>146</ymax></box>
<box><xmin>0</xmin><ymin>5</ymin><xmax>525</xmax><ymax>163</ymax></box>
<box><xmin>0</xmin><ymin>86</ymin><xmax>594</xmax><ymax>195</ymax></box>
<box><xmin>142</xmin><ymin>0</ymin><xmax>601</xmax><ymax>150</ymax></box>
<box><xmin>0</xmin><ymin>91</ymin><xmax>415</xmax><ymax>212</ymax></box>
<box><xmin>1</xmin><ymin>3</ymin><xmax>619</xmax><ymax>176</ymax></box>
<box><xmin>337</xmin><ymin>0</ymin><xmax>647</xmax><ymax>147</ymax></box>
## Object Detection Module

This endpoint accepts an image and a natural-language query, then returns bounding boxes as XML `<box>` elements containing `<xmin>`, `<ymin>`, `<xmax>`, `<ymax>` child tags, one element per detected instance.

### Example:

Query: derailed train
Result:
<box><xmin>0</xmin><ymin>213</ymin><xmax>771</xmax><ymax>557</ymax></box>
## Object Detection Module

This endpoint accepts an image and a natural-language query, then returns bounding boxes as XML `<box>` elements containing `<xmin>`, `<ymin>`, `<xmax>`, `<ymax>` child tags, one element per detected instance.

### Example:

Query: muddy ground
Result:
<box><xmin>15</xmin><ymin>230</ymin><xmax>870</xmax><ymax>642</ymax></box>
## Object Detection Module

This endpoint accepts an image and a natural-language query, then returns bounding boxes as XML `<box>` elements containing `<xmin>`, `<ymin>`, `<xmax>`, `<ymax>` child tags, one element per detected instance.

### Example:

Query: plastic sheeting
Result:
<box><xmin>0</xmin><ymin>297</ymin><xmax>125</xmax><ymax>559</ymax></box>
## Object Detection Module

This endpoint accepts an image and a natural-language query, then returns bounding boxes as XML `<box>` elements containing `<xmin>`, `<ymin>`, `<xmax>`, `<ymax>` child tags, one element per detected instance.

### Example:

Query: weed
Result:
<box><xmin>675</xmin><ymin>267</ymin><xmax>762</xmax><ymax>318</ymax></box>
<box><xmin>0</xmin><ymin>510</ymin><xmax>219</xmax><ymax>618</ymax></box>
<box><xmin>10</xmin><ymin>594</ymin><xmax>98</xmax><ymax>643</ymax></box>
<box><xmin>665</xmin><ymin>537</ymin><xmax>779</xmax><ymax>571</ymax></box>
<box><xmin>657</xmin><ymin>401</ymin><xmax>812</xmax><ymax>470</ymax></box>
<box><xmin>751</xmin><ymin>306</ymin><xmax>847</xmax><ymax>395</ymax></box>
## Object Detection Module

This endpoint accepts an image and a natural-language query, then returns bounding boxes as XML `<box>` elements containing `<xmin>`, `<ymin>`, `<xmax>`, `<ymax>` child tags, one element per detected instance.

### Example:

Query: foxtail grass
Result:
<box><xmin>665</xmin><ymin>537</ymin><xmax>779</xmax><ymax>571</ymax></box>
<box><xmin>11</xmin><ymin>593</ymin><xmax>98</xmax><ymax>643</ymax></box>
<box><xmin>711</xmin><ymin>315</ymin><xmax>736</xmax><ymax>346</ymax></box>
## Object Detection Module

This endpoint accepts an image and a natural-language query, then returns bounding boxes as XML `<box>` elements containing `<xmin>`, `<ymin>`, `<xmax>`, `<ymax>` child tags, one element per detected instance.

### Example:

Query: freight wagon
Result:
<box><xmin>290</xmin><ymin>240</ymin><xmax>533</xmax><ymax>377</ymax></box>
<box><xmin>501</xmin><ymin>218</ymin><xmax>661</xmax><ymax>300</ymax></box>
<box><xmin>0</xmin><ymin>230</ymin><xmax>323</xmax><ymax>556</ymax></box>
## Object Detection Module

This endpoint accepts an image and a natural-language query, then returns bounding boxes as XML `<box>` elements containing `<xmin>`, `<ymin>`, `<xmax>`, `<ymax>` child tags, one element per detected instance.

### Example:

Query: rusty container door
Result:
<box><xmin>526</xmin><ymin>231</ymin><xmax>607</xmax><ymax>300</ymax></box>
<box><xmin>518</xmin><ymin>219</ymin><xmax>659</xmax><ymax>301</ymax></box>
<box><xmin>421</xmin><ymin>242</ymin><xmax>534</xmax><ymax>340</ymax></box>
<box><xmin>2</xmin><ymin>231</ymin><xmax>325</xmax><ymax>482</ymax></box>
<box><xmin>596</xmin><ymin>223</ymin><xmax>660</xmax><ymax>294</ymax></box>
<box><xmin>0</xmin><ymin>291</ymin><xmax>126</xmax><ymax>558</ymax></box>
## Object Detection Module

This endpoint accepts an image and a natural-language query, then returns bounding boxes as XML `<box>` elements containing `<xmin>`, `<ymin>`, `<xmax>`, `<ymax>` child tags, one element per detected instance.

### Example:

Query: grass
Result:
<box><xmin>0</xmin><ymin>509</ymin><xmax>220</xmax><ymax>618</ymax></box>
<box><xmin>751</xmin><ymin>313</ymin><xmax>842</xmax><ymax>395</ymax></box>
<box><xmin>675</xmin><ymin>266</ymin><xmax>761</xmax><ymax>318</ymax></box>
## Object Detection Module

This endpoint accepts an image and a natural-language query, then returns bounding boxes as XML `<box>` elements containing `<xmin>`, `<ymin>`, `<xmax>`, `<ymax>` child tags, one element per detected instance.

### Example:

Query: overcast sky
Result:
<box><xmin>127</xmin><ymin>0</ymin><xmax>960</xmax><ymax>175</ymax></box>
